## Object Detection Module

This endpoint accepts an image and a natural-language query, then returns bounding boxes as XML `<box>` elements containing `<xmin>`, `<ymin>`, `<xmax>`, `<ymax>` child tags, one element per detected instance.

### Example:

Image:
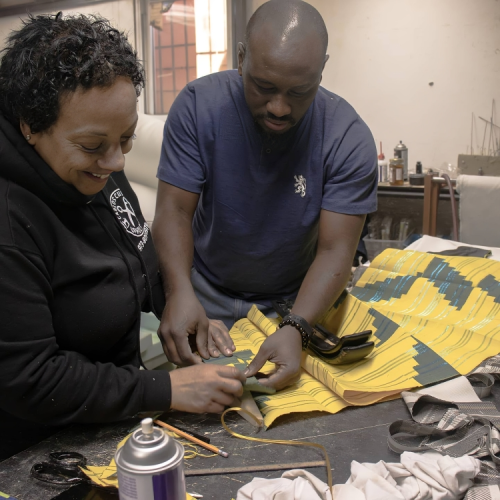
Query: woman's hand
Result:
<box><xmin>170</xmin><ymin>364</ymin><xmax>245</xmax><ymax>413</ymax></box>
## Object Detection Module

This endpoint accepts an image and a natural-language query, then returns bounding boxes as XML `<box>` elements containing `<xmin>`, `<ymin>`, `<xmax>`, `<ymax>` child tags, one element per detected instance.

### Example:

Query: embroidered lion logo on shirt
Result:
<box><xmin>294</xmin><ymin>175</ymin><xmax>306</xmax><ymax>197</ymax></box>
<box><xmin>110</xmin><ymin>189</ymin><xmax>149</xmax><ymax>251</ymax></box>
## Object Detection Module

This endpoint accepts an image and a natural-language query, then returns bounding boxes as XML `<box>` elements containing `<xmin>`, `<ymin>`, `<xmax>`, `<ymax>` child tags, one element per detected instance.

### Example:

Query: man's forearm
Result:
<box><xmin>290</xmin><ymin>246</ymin><xmax>352</xmax><ymax>325</ymax></box>
<box><xmin>152</xmin><ymin>182</ymin><xmax>200</xmax><ymax>298</ymax></box>
<box><xmin>152</xmin><ymin>208</ymin><xmax>194</xmax><ymax>297</ymax></box>
<box><xmin>291</xmin><ymin>211</ymin><xmax>366</xmax><ymax>325</ymax></box>
<box><xmin>242</xmin><ymin>212</ymin><xmax>365</xmax><ymax>390</ymax></box>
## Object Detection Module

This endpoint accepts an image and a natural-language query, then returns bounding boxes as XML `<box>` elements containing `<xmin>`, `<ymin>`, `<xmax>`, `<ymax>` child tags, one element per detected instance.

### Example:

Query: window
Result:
<box><xmin>150</xmin><ymin>0</ymin><xmax>228</xmax><ymax>115</ymax></box>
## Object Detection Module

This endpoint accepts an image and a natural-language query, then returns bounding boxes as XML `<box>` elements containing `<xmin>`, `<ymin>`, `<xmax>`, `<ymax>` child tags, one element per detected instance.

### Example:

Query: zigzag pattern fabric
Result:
<box><xmin>229</xmin><ymin>249</ymin><xmax>500</xmax><ymax>428</ymax></box>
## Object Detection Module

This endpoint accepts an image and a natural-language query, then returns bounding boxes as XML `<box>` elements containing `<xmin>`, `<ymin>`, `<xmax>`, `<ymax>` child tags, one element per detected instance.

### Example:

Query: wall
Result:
<box><xmin>247</xmin><ymin>0</ymin><xmax>500</xmax><ymax>173</ymax></box>
<box><xmin>2</xmin><ymin>0</ymin><xmax>499</xmax><ymax>171</ymax></box>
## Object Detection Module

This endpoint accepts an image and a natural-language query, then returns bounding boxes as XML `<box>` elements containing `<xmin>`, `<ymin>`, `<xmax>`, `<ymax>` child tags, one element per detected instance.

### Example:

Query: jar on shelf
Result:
<box><xmin>389</xmin><ymin>157</ymin><xmax>404</xmax><ymax>186</ymax></box>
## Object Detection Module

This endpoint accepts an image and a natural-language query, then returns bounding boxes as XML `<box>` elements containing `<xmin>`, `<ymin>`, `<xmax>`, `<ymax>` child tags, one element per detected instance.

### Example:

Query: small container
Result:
<box><xmin>409</xmin><ymin>161</ymin><xmax>425</xmax><ymax>185</ymax></box>
<box><xmin>116</xmin><ymin>418</ymin><xmax>186</xmax><ymax>500</ymax></box>
<box><xmin>394</xmin><ymin>140</ymin><xmax>408</xmax><ymax>180</ymax></box>
<box><xmin>389</xmin><ymin>157</ymin><xmax>404</xmax><ymax>186</ymax></box>
<box><xmin>377</xmin><ymin>141</ymin><xmax>388</xmax><ymax>183</ymax></box>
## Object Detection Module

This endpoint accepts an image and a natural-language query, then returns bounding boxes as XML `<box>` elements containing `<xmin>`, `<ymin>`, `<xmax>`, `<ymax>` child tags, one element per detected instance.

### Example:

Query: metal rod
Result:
<box><xmin>185</xmin><ymin>460</ymin><xmax>326</xmax><ymax>476</ymax></box>
<box><xmin>471</xmin><ymin>112</ymin><xmax>474</xmax><ymax>155</ymax></box>
<box><xmin>478</xmin><ymin>116</ymin><xmax>500</xmax><ymax>129</ymax></box>
<box><xmin>490</xmin><ymin>100</ymin><xmax>495</xmax><ymax>156</ymax></box>
<box><xmin>377</xmin><ymin>190</ymin><xmax>458</xmax><ymax>200</ymax></box>
<box><xmin>440</xmin><ymin>173</ymin><xmax>459</xmax><ymax>241</ymax></box>
<box><xmin>431</xmin><ymin>177</ymin><xmax>456</xmax><ymax>185</ymax></box>
<box><xmin>489</xmin><ymin>117</ymin><xmax>493</xmax><ymax>156</ymax></box>
<box><xmin>481</xmin><ymin>121</ymin><xmax>488</xmax><ymax>155</ymax></box>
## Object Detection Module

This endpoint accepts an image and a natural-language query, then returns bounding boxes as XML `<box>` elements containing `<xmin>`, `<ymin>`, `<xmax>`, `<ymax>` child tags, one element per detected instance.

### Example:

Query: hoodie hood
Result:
<box><xmin>0</xmin><ymin>113</ymin><xmax>95</xmax><ymax>206</ymax></box>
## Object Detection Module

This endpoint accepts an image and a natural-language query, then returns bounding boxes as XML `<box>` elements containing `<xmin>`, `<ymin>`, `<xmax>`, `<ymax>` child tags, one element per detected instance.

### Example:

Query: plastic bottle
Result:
<box><xmin>377</xmin><ymin>142</ymin><xmax>388</xmax><ymax>183</ymax></box>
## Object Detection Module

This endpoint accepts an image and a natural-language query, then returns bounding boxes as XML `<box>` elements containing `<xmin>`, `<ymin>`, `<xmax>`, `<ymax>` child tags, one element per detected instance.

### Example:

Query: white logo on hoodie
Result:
<box><xmin>110</xmin><ymin>189</ymin><xmax>149</xmax><ymax>251</ymax></box>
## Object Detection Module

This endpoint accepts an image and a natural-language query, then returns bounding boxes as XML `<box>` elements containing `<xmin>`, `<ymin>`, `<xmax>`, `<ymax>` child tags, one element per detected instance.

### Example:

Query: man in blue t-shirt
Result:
<box><xmin>152</xmin><ymin>0</ymin><xmax>377</xmax><ymax>392</ymax></box>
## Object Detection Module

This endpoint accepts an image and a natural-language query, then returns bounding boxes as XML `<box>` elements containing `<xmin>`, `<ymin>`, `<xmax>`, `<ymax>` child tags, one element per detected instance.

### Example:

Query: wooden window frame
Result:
<box><xmin>137</xmin><ymin>0</ymin><xmax>246</xmax><ymax>115</ymax></box>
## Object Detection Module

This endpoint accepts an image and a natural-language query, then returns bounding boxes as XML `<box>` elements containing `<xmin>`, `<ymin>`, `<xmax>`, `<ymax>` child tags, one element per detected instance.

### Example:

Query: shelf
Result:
<box><xmin>377</xmin><ymin>182</ymin><xmax>458</xmax><ymax>200</ymax></box>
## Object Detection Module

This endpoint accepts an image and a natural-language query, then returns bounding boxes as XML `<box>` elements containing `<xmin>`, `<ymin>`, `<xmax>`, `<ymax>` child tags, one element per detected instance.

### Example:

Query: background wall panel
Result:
<box><xmin>245</xmin><ymin>0</ymin><xmax>500</xmax><ymax>173</ymax></box>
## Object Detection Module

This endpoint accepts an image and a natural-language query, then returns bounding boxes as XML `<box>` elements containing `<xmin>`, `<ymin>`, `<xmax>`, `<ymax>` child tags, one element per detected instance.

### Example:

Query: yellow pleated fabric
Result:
<box><xmin>229</xmin><ymin>248</ymin><xmax>500</xmax><ymax>428</ymax></box>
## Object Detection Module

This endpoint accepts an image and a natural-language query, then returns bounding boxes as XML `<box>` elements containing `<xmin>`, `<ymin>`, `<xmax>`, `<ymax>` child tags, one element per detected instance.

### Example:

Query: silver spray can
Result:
<box><xmin>115</xmin><ymin>418</ymin><xmax>186</xmax><ymax>500</ymax></box>
<box><xmin>394</xmin><ymin>140</ymin><xmax>408</xmax><ymax>180</ymax></box>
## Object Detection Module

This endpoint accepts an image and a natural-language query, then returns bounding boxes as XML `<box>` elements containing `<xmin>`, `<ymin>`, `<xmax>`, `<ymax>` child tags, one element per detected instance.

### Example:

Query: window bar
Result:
<box><xmin>156</xmin><ymin>27</ymin><xmax>164</xmax><ymax>113</ymax></box>
<box><xmin>184</xmin><ymin>0</ymin><xmax>189</xmax><ymax>88</ymax></box>
<box><xmin>170</xmin><ymin>6</ymin><xmax>176</xmax><ymax>112</ymax></box>
<box><xmin>208</xmin><ymin>0</ymin><xmax>212</xmax><ymax>73</ymax></box>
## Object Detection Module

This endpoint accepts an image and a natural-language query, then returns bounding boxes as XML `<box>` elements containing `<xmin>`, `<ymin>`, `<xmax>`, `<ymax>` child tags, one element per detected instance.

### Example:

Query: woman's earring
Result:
<box><xmin>26</xmin><ymin>134</ymin><xmax>31</xmax><ymax>141</ymax></box>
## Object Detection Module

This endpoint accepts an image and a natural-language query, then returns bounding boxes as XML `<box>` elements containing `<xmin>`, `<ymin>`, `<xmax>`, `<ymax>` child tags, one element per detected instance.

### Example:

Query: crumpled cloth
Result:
<box><xmin>236</xmin><ymin>451</ymin><xmax>480</xmax><ymax>500</ymax></box>
<box><xmin>237</xmin><ymin>469</ymin><xmax>333</xmax><ymax>500</ymax></box>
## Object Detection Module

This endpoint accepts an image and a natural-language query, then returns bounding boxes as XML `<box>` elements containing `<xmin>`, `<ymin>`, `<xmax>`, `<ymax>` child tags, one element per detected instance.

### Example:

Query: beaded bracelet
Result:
<box><xmin>278</xmin><ymin>313</ymin><xmax>312</xmax><ymax>350</ymax></box>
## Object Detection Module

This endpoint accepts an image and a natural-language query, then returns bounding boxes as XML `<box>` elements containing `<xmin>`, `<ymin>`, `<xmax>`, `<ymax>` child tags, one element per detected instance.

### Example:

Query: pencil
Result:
<box><xmin>154</xmin><ymin>419</ymin><xmax>229</xmax><ymax>458</ymax></box>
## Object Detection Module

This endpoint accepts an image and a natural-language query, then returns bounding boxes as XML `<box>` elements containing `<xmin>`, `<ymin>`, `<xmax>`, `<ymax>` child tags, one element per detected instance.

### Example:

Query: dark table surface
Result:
<box><xmin>2</xmin><ymin>383</ymin><xmax>500</xmax><ymax>500</ymax></box>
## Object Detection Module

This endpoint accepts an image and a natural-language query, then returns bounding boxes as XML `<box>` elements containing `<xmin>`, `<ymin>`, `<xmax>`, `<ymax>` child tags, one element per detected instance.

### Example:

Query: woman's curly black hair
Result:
<box><xmin>0</xmin><ymin>12</ymin><xmax>145</xmax><ymax>134</ymax></box>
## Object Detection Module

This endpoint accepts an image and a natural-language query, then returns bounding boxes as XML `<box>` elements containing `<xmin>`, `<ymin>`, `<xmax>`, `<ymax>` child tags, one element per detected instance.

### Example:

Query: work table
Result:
<box><xmin>0</xmin><ymin>397</ymin><xmax>406</xmax><ymax>500</ymax></box>
<box><xmin>2</xmin><ymin>383</ymin><xmax>500</xmax><ymax>499</ymax></box>
<box><xmin>4</xmin><ymin>380</ymin><xmax>500</xmax><ymax>500</ymax></box>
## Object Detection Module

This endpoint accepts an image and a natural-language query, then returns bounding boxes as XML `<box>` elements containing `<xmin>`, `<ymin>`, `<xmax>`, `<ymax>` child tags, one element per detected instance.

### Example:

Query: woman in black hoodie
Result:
<box><xmin>0</xmin><ymin>13</ymin><xmax>244</xmax><ymax>459</ymax></box>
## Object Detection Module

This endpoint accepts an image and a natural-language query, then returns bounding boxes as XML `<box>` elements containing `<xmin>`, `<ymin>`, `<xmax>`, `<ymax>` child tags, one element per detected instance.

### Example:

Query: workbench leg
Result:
<box><xmin>423</xmin><ymin>174</ymin><xmax>441</xmax><ymax>236</ymax></box>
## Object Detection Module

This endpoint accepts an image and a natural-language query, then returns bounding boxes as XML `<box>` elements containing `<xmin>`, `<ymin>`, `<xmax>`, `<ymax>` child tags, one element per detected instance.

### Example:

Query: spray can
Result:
<box><xmin>394</xmin><ymin>140</ymin><xmax>408</xmax><ymax>181</ymax></box>
<box><xmin>115</xmin><ymin>418</ymin><xmax>186</xmax><ymax>500</ymax></box>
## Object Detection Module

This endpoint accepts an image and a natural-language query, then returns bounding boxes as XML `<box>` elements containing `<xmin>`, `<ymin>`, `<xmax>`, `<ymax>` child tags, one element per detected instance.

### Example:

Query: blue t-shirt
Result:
<box><xmin>157</xmin><ymin>70</ymin><xmax>377</xmax><ymax>303</ymax></box>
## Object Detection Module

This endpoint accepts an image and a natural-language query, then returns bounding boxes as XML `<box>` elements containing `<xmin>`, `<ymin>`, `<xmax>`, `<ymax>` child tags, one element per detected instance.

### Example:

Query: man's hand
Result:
<box><xmin>158</xmin><ymin>289</ymin><xmax>209</xmax><ymax>366</ymax></box>
<box><xmin>170</xmin><ymin>364</ymin><xmax>245</xmax><ymax>413</ymax></box>
<box><xmin>243</xmin><ymin>325</ymin><xmax>303</xmax><ymax>390</ymax></box>
<box><xmin>158</xmin><ymin>289</ymin><xmax>236</xmax><ymax>366</ymax></box>
<box><xmin>207</xmin><ymin>319</ymin><xmax>236</xmax><ymax>358</ymax></box>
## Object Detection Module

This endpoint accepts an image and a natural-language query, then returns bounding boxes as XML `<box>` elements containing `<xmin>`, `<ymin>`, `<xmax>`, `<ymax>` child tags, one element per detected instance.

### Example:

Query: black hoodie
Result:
<box><xmin>0</xmin><ymin>114</ymin><xmax>171</xmax><ymax>446</ymax></box>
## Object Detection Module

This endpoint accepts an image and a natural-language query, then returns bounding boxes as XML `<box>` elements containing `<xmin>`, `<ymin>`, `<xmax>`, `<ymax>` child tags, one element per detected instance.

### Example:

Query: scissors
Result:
<box><xmin>30</xmin><ymin>451</ymin><xmax>89</xmax><ymax>486</ymax></box>
<box><xmin>31</xmin><ymin>451</ymin><xmax>204</xmax><ymax>498</ymax></box>
<box><xmin>272</xmin><ymin>299</ymin><xmax>374</xmax><ymax>364</ymax></box>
